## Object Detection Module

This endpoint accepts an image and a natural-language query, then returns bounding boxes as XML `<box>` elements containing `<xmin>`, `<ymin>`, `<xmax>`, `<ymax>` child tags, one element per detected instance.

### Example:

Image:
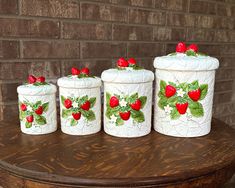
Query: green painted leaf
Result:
<box><xmin>199</xmin><ymin>84</ymin><xmax>208</xmax><ymax>100</ymax></box>
<box><xmin>139</xmin><ymin>96</ymin><xmax>147</xmax><ymax>109</ymax></box>
<box><xmin>131</xmin><ymin>110</ymin><xmax>145</xmax><ymax>123</ymax></box>
<box><xmin>25</xmin><ymin>122</ymin><xmax>32</xmax><ymax>128</ymax></box>
<box><xmin>167</xmin><ymin>95</ymin><xmax>178</xmax><ymax>104</ymax></box>
<box><xmin>158</xmin><ymin>97</ymin><xmax>167</xmax><ymax>109</ymax></box>
<box><xmin>189</xmin><ymin>101</ymin><xmax>204</xmax><ymax>117</ymax></box>
<box><xmin>160</xmin><ymin>80</ymin><xmax>167</xmax><ymax>91</ymax></box>
<box><xmin>70</xmin><ymin>118</ymin><xmax>78</xmax><ymax>126</ymax></box>
<box><xmin>116</xmin><ymin>117</ymin><xmax>124</xmax><ymax>126</ymax></box>
<box><xmin>105</xmin><ymin>107</ymin><xmax>113</xmax><ymax>119</ymax></box>
<box><xmin>86</xmin><ymin>110</ymin><xmax>96</xmax><ymax>121</ymax></box>
<box><xmin>61</xmin><ymin>96</ymin><xmax>66</xmax><ymax>106</ymax></box>
<box><xmin>19</xmin><ymin>111</ymin><xmax>27</xmax><ymax>121</ymax></box>
<box><xmin>178</xmin><ymin>82</ymin><xmax>188</xmax><ymax>90</ymax></box>
<box><xmin>129</xmin><ymin>93</ymin><xmax>138</xmax><ymax>103</ymax></box>
<box><xmin>80</xmin><ymin>95</ymin><xmax>88</xmax><ymax>104</ymax></box>
<box><xmin>168</xmin><ymin>81</ymin><xmax>177</xmax><ymax>87</ymax></box>
<box><xmin>186</xmin><ymin>50</ymin><xmax>196</xmax><ymax>56</ymax></box>
<box><xmin>106</xmin><ymin>92</ymin><xmax>111</xmax><ymax>106</ymax></box>
<box><xmin>170</xmin><ymin>108</ymin><xmax>180</xmax><ymax>120</ymax></box>
<box><xmin>62</xmin><ymin>109</ymin><xmax>72</xmax><ymax>118</ymax></box>
<box><xmin>191</xmin><ymin>80</ymin><xmax>199</xmax><ymax>88</ymax></box>
<box><xmin>35</xmin><ymin>115</ymin><xmax>47</xmax><ymax>125</ymax></box>
<box><xmin>197</xmin><ymin>52</ymin><xmax>208</xmax><ymax>56</ymax></box>
<box><xmin>89</xmin><ymin>97</ymin><xmax>96</xmax><ymax>108</ymax></box>
<box><xmin>42</xmin><ymin>102</ymin><xmax>49</xmax><ymax>112</ymax></box>
<box><xmin>33</xmin><ymin>101</ymin><xmax>42</xmax><ymax>109</ymax></box>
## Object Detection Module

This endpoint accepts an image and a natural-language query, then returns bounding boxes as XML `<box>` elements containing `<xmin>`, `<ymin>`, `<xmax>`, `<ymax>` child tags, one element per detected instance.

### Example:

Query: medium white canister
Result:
<box><xmin>57</xmin><ymin>67</ymin><xmax>101</xmax><ymax>135</ymax></box>
<box><xmin>101</xmin><ymin>58</ymin><xmax>154</xmax><ymax>138</ymax></box>
<box><xmin>17</xmin><ymin>75</ymin><xmax>57</xmax><ymax>135</ymax></box>
<box><xmin>153</xmin><ymin>42</ymin><xmax>219</xmax><ymax>137</ymax></box>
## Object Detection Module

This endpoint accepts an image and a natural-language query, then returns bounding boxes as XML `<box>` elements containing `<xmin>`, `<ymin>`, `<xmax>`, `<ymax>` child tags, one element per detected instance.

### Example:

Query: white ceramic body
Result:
<box><xmin>103</xmin><ymin>82</ymin><xmax>153</xmax><ymax>138</ymax></box>
<box><xmin>59</xmin><ymin>87</ymin><xmax>101</xmax><ymax>135</ymax></box>
<box><xmin>154</xmin><ymin>69</ymin><xmax>216</xmax><ymax>137</ymax></box>
<box><xmin>18</xmin><ymin>93</ymin><xmax>57</xmax><ymax>135</ymax></box>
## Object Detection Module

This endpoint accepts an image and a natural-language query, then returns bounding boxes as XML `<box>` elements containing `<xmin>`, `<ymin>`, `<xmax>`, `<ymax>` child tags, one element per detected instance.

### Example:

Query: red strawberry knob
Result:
<box><xmin>176</xmin><ymin>102</ymin><xmax>188</xmax><ymax>115</ymax></box>
<box><xmin>176</xmin><ymin>42</ymin><xmax>187</xmax><ymax>53</ymax></box>
<box><xmin>28</xmin><ymin>75</ymin><xmax>37</xmax><ymax>84</ymax></box>
<box><xmin>20</xmin><ymin>104</ymin><xmax>27</xmax><ymax>111</ymax></box>
<box><xmin>187</xmin><ymin>44</ymin><xmax>198</xmax><ymax>53</ymax></box>
<box><xmin>81</xmin><ymin>67</ymin><xmax>90</xmax><ymax>75</ymax></box>
<box><xmin>35</xmin><ymin>106</ymin><xmax>43</xmax><ymax>115</ymax></box>
<box><xmin>26</xmin><ymin>115</ymin><xmax>34</xmax><ymax>123</ymax></box>
<box><xmin>110</xmin><ymin>96</ymin><xmax>119</xmax><ymax>108</ymax></box>
<box><xmin>72</xmin><ymin>112</ymin><xmax>81</xmax><ymax>120</ymax></box>
<box><xmin>36</xmin><ymin>76</ymin><xmax>45</xmax><ymax>83</ymax></box>
<box><xmin>81</xmin><ymin>101</ymin><xmax>90</xmax><ymax>111</ymax></box>
<box><xmin>165</xmin><ymin>85</ymin><xmax>176</xmax><ymax>98</ymax></box>
<box><xmin>64</xmin><ymin>99</ymin><xmax>72</xmax><ymax>109</ymax></box>
<box><xmin>188</xmin><ymin>89</ymin><xmax>201</xmax><ymax>101</ymax></box>
<box><xmin>71</xmin><ymin>67</ymin><xmax>80</xmax><ymax>75</ymax></box>
<box><xmin>119</xmin><ymin>111</ymin><xmax>131</xmax><ymax>121</ymax></box>
<box><xmin>128</xmin><ymin>58</ymin><xmax>136</xmax><ymax>65</ymax></box>
<box><xmin>117</xmin><ymin>57</ymin><xmax>129</xmax><ymax>67</ymax></box>
<box><xmin>130</xmin><ymin>99</ymin><xmax>141</xmax><ymax>111</ymax></box>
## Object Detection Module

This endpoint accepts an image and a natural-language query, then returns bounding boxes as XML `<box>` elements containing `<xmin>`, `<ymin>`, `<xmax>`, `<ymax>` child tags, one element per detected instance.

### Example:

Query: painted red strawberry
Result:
<box><xmin>188</xmin><ymin>89</ymin><xmax>201</xmax><ymax>101</ymax></box>
<box><xmin>81</xmin><ymin>101</ymin><xmax>90</xmax><ymax>111</ymax></box>
<box><xmin>35</xmin><ymin>106</ymin><xmax>43</xmax><ymax>115</ymax></box>
<box><xmin>117</xmin><ymin>57</ymin><xmax>129</xmax><ymax>67</ymax></box>
<box><xmin>26</xmin><ymin>115</ymin><xmax>34</xmax><ymax>123</ymax></box>
<box><xmin>128</xmin><ymin>58</ymin><xmax>136</xmax><ymax>65</ymax></box>
<box><xmin>165</xmin><ymin>85</ymin><xmax>176</xmax><ymax>98</ymax></box>
<box><xmin>71</xmin><ymin>67</ymin><xmax>80</xmax><ymax>75</ymax></box>
<box><xmin>119</xmin><ymin>111</ymin><xmax>131</xmax><ymax>121</ymax></box>
<box><xmin>36</xmin><ymin>76</ymin><xmax>45</xmax><ymax>83</ymax></box>
<box><xmin>187</xmin><ymin>44</ymin><xmax>198</xmax><ymax>53</ymax></box>
<box><xmin>72</xmin><ymin>112</ymin><xmax>81</xmax><ymax>120</ymax></box>
<box><xmin>64</xmin><ymin>99</ymin><xmax>72</xmax><ymax>109</ymax></box>
<box><xmin>28</xmin><ymin>75</ymin><xmax>36</xmax><ymax>84</ymax></box>
<box><xmin>81</xmin><ymin>67</ymin><xmax>90</xmax><ymax>75</ymax></box>
<box><xmin>20</xmin><ymin>104</ymin><xmax>27</xmax><ymax>111</ymax></box>
<box><xmin>176</xmin><ymin>42</ymin><xmax>187</xmax><ymax>53</ymax></box>
<box><xmin>130</xmin><ymin>99</ymin><xmax>141</xmax><ymax>111</ymax></box>
<box><xmin>110</xmin><ymin>96</ymin><xmax>119</xmax><ymax>108</ymax></box>
<box><xmin>176</xmin><ymin>102</ymin><xmax>188</xmax><ymax>115</ymax></box>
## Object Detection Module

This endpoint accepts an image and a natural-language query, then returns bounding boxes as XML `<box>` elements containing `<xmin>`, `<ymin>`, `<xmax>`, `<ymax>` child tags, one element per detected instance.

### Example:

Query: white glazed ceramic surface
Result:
<box><xmin>103</xmin><ymin>82</ymin><xmax>153</xmax><ymax>138</ymax></box>
<box><xmin>17</xmin><ymin>84</ymin><xmax>57</xmax><ymax>135</ymax></box>
<box><xmin>59</xmin><ymin>87</ymin><xmax>101</xmax><ymax>135</ymax></box>
<box><xmin>153</xmin><ymin>53</ymin><xmax>219</xmax><ymax>137</ymax></box>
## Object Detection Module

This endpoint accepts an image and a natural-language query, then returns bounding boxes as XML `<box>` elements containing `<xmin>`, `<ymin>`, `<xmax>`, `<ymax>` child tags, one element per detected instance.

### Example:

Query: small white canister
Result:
<box><xmin>153</xmin><ymin>42</ymin><xmax>219</xmax><ymax>137</ymax></box>
<box><xmin>57</xmin><ymin>67</ymin><xmax>101</xmax><ymax>135</ymax></box>
<box><xmin>17</xmin><ymin>75</ymin><xmax>57</xmax><ymax>135</ymax></box>
<box><xmin>101</xmin><ymin>58</ymin><xmax>154</xmax><ymax>138</ymax></box>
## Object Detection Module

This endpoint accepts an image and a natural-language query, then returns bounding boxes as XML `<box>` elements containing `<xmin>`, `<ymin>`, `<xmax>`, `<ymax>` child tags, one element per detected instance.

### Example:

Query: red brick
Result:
<box><xmin>167</xmin><ymin>13</ymin><xmax>187</xmax><ymax>27</ymax></box>
<box><xmin>213</xmin><ymin>103</ymin><xmax>235</xmax><ymax>118</ymax></box>
<box><xmin>0</xmin><ymin>18</ymin><xmax>60</xmax><ymax>38</ymax></box>
<box><xmin>21</xmin><ymin>0</ymin><xmax>79</xmax><ymax>18</ymax></box>
<box><xmin>217</xmin><ymin>4</ymin><xmax>232</xmax><ymax>16</ymax></box>
<box><xmin>129</xmin><ymin>9</ymin><xmax>166</xmax><ymax>25</ymax></box>
<box><xmin>0</xmin><ymin>0</ymin><xmax>18</xmax><ymax>14</ymax></box>
<box><xmin>22</xmin><ymin>41</ymin><xmax>80</xmax><ymax>58</ymax></box>
<box><xmin>214</xmin><ymin>30</ymin><xmax>234</xmax><ymax>42</ymax></box>
<box><xmin>81</xmin><ymin>2</ymin><xmax>127</xmax><ymax>22</ymax></box>
<box><xmin>220</xmin><ymin>44</ymin><xmax>235</xmax><ymax>55</ymax></box>
<box><xmin>61</xmin><ymin>60</ymin><xmax>112</xmax><ymax>76</ymax></box>
<box><xmin>0</xmin><ymin>82</ymin><xmax>20</xmax><ymax>102</ymax></box>
<box><xmin>0</xmin><ymin>104</ymin><xmax>19</xmax><ymax>121</ymax></box>
<box><xmin>187</xmin><ymin>28</ymin><xmax>215</xmax><ymax>42</ymax></box>
<box><xmin>81</xmin><ymin>42</ymin><xmax>126</xmax><ymax>58</ymax></box>
<box><xmin>0</xmin><ymin>62</ymin><xmax>28</xmax><ymax>80</ymax></box>
<box><xmin>159</xmin><ymin>0</ymin><xmax>188</xmax><ymax>11</ymax></box>
<box><xmin>128</xmin><ymin>43</ymin><xmax>165</xmax><ymax>57</ymax></box>
<box><xmin>113</xmin><ymin>24</ymin><xmax>153</xmax><ymax>41</ymax></box>
<box><xmin>216</xmin><ymin>68</ymin><xmax>235</xmax><ymax>80</ymax></box>
<box><xmin>219</xmin><ymin>114</ymin><xmax>235</xmax><ymax>126</ymax></box>
<box><xmin>214</xmin><ymin>17</ymin><xmax>234</xmax><ymax>30</ymax></box>
<box><xmin>62</xmin><ymin>22</ymin><xmax>111</xmax><ymax>40</ymax></box>
<box><xmin>0</xmin><ymin>40</ymin><xmax>19</xmax><ymax>59</ymax></box>
<box><xmin>215</xmin><ymin>80</ymin><xmax>234</xmax><ymax>92</ymax></box>
<box><xmin>189</xmin><ymin>0</ymin><xmax>216</xmax><ymax>14</ymax></box>
<box><xmin>112</xmin><ymin>0</ymin><xmax>154</xmax><ymax>7</ymax></box>
<box><xmin>219</xmin><ymin>57</ymin><xmax>235</xmax><ymax>68</ymax></box>
<box><xmin>214</xmin><ymin>91</ymin><xmax>233</xmax><ymax>104</ymax></box>
<box><xmin>153</xmin><ymin>27</ymin><xmax>186</xmax><ymax>41</ymax></box>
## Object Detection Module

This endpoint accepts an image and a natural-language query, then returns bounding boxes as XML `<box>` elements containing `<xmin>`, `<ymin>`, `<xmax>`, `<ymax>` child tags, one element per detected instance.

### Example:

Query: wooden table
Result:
<box><xmin>0</xmin><ymin>119</ymin><xmax>235</xmax><ymax>188</ymax></box>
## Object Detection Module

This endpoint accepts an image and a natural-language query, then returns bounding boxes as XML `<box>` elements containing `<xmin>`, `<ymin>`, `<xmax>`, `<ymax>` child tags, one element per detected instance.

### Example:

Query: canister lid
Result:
<box><xmin>154</xmin><ymin>42</ymin><xmax>219</xmax><ymax>71</ymax></box>
<box><xmin>57</xmin><ymin>76</ymin><xmax>102</xmax><ymax>89</ymax></box>
<box><xmin>17</xmin><ymin>84</ymin><xmax>57</xmax><ymax>95</ymax></box>
<box><xmin>101</xmin><ymin>68</ymin><xmax>154</xmax><ymax>83</ymax></box>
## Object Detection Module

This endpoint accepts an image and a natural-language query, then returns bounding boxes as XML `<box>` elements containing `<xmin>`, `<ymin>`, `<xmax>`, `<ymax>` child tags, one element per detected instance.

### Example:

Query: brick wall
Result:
<box><xmin>0</xmin><ymin>0</ymin><xmax>235</xmax><ymax>127</ymax></box>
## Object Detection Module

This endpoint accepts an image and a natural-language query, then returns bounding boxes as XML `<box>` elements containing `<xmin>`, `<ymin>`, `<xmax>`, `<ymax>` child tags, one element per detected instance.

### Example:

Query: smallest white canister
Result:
<box><xmin>17</xmin><ymin>75</ymin><xmax>57</xmax><ymax>135</ymax></box>
<box><xmin>57</xmin><ymin>68</ymin><xmax>102</xmax><ymax>135</ymax></box>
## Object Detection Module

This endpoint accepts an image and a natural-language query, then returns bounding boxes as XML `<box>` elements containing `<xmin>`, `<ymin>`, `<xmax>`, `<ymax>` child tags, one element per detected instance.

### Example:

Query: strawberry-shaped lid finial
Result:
<box><xmin>116</xmin><ymin>57</ymin><xmax>142</xmax><ymax>70</ymax></box>
<box><xmin>70</xmin><ymin>67</ymin><xmax>91</xmax><ymax>78</ymax></box>
<box><xmin>176</xmin><ymin>42</ymin><xmax>187</xmax><ymax>53</ymax></box>
<box><xmin>175</xmin><ymin>42</ymin><xmax>200</xmax><ymax>56</ymax></box>
<box><xmin>27</xmin><ymin>75</ymin><xmax>48</xmax><ymax>86</ymax></box>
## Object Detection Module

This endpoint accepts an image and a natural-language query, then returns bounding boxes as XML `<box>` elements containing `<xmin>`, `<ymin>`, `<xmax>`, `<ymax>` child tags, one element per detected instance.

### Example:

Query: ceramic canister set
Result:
<box><xmin>17</xmin><ymin>42</ymin><xmax>220</xmax><ymax>138</ymax></box>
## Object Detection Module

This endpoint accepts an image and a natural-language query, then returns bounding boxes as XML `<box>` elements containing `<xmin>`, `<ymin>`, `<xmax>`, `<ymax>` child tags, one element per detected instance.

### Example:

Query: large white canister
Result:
<box><xmin>57</xmin><ymin>67</ymin><xmax>101</xmax><ymax>135</ymax></box>
<box><xmin>101</xmin><ymin>58</ymin><xmax>154</xmax><ymax>138</ymax></box>
<box><xmin>153</xmin><ymin>43</ymin><xmax>219</xmax><ymax>137</ymax></box>
<box><xmin>17</xmin><ymin>75</ymin><xmax>57</xmax><ymax>135</ymax></box>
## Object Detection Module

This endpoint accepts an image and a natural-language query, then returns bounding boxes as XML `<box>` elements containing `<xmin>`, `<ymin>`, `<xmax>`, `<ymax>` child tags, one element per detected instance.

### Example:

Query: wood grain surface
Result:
<box><xmin>0</xmin><ymin>119</ymin><xmax>235</xmax><ymax>187</ymax></box>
